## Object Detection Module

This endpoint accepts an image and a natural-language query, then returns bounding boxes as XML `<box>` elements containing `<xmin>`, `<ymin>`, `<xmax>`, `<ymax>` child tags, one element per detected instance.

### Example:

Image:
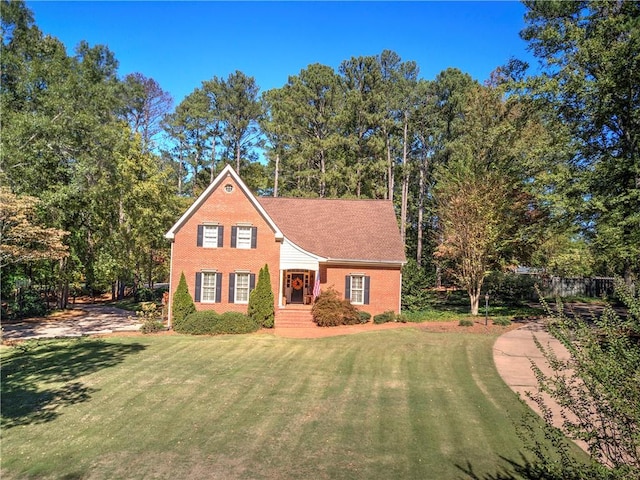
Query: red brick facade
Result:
<box><xmin>321</xmin><ymin>264</ymin><xmax>402</xmax><ymax>316</ymax></box>
<box><xmin>168</xmin><ymin>173</ymin><xmax>281</xmax><ymax>321</ymax></box>
<box><xmin>166</xmin><ymin>166</ymin><xmax>405</xmax><ymax>325</ymax></box>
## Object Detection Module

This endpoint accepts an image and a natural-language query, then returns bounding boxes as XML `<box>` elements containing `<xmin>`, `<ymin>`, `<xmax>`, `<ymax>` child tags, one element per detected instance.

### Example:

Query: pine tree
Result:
<box><xmin>248</xmin><ymin>264</ymin><xmax>275</xmax><ymax>328</ymax></box>
<box><xmin>172</xmin><ymin>272</ymin><xmax>195</xmax><ymax>329</ymax></box>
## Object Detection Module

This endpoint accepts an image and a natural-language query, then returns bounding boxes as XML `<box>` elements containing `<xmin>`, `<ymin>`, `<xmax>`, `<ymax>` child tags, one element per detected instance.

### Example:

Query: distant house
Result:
<box><xmin>165</xmin><ymin>165</ymin><xmax>406</xmax><ymax>327</ymax></box>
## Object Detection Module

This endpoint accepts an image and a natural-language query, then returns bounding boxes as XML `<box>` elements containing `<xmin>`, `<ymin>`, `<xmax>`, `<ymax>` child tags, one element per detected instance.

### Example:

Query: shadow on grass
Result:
<box><xmin>1</xmin><ymin>338</ymin><xmax>145</xmax><ymax>428</ymax></box>
<box><xmin>456</xmin><ymin>454</ymin><xmax>572</xmax><ymax>480</ymax></box>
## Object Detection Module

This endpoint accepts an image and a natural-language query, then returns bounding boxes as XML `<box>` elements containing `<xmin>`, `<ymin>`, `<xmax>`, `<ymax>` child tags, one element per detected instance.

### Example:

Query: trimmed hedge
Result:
<box><xmin>175</xmin><ymin>310</ymin><xmax>260</xmax><ymax>335</ymax></box>
<box><xmin>358</xmin><ymin>311</ymin><xmax>372</xmax><ymax>324</ymax></box>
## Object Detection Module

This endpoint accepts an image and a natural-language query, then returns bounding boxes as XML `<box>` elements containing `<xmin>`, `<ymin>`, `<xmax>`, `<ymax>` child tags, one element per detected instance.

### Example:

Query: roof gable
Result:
<box><xmin>165</xmin><ymin>165</ymin><xmax>282</xmax><ymax>240</ymax></box>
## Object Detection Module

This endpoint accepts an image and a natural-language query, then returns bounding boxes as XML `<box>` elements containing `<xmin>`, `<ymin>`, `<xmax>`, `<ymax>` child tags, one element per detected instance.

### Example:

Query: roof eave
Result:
<box><xmin>323</xmin><ymin>258</ymin><xmax>407</xmax><ymax>267</ymax></box>
<box><xmin>165</xmin><ymin>165</ymin><xmax>283</xmax><ymax>240</ymax></box>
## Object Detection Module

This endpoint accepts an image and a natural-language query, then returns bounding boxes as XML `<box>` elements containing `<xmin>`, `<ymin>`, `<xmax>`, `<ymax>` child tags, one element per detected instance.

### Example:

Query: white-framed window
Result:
<box><xmin>201</xmin><ymin>272</ymin><xmax>218</xmax><ymax>303</ymax></box>
<box><xmin>350</xmin><ymin>275</ymin><xmax>365</xmax><ymax>304</ymax></box>
<box><xmin>236</xmin><ymin>226</ymin><xmax>252</xmax><ymax>249</ymax></box>
<box><xmin>235</xmin><ymin>272</ymin><xmax>250</xmax><ymax>303</ymax></box>
<box><xmin>202</xmin><ymin>225</ymin><xmax>218</xmax><ymax>248</ymax></box>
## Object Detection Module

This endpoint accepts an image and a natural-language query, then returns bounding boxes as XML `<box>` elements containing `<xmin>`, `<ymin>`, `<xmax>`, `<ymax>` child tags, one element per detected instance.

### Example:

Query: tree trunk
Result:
<box><xmin>320</xmin><ymin>150</ymin><xmax>326</xmax><ymax>197</ymax></box>
<box><xmin>386</xmin><ymin>134</ymin><xmax>393</xmax><ymax>202</ymax></box>
<box><xmin>57</xmin><ymin>257</ymin><xmax>68</xmax><ymax>309</ymax></box>
<box><xmin>273</xmin><ymin>153</ymin><xmax>279</xmax><ymax>197</ymax></box>
<box><xmin>236</xmin><ymin>143</ymin><xmax>241</xmax><ymax>173</ymax></box>
<box><xmin>469</xmin><ymin>289</ymin><xmax>480</xmax><ymax>316</ymax></box>
<box><xmin>417</xmin><ymin>166</ymin><xmax>424</xmax><ymax>266</ymax></box>
<box><xmin>210</xmin><ymin>140</ymin><xmax>216</xmax><ymax>184</ymax></box>
<box><xmin>400</xmin><ymin>113</ymin><xmax>409</xmax><ymax>244</ymax></box>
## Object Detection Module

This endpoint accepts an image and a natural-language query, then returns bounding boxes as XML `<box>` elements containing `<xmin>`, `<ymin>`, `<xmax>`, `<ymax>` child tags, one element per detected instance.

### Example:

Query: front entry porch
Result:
<box><xmin>281</xmin><ymin>269</ymin><xmax>317</xmax><ymax>306</ymax></box>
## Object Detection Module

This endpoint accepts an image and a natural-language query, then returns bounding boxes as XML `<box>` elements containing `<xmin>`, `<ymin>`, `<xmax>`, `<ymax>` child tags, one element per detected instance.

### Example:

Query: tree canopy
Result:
<box><xmin>1</xmin><ymin>0</ymin><xmax>637</xmax><ymax>316</ymax></box>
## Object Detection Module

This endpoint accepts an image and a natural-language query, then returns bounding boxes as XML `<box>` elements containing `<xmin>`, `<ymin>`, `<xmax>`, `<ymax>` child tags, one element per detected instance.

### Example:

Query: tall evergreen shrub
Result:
<box><xmin>172</xmin><ymin>272</ymin><xmax>195</xmax><ymax>330</ymax></box>
<box><xmin>248</xmin><ymin>264</ymin><xmax>275</xmax><ymax>328</ymax></box>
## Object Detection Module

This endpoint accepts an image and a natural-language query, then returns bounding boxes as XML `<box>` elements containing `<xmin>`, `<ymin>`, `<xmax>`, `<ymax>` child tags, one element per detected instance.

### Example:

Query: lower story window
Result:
<box><xmin>235</xmin><ymin>272</ymin><xmax>250</xmax><ymax>303</ymax></box>
<box><xmin>350</xmin><ymin>275</ymin><xmax>364</xmax><ymax>304</ymax></box>
<box><xmin>202</xmin><ymin>272</ymin><xmax>217</xmax><ymax>302</ymax></box>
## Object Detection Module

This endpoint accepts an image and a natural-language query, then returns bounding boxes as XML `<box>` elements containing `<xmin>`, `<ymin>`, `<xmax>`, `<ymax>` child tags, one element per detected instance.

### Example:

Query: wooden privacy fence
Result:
<box><xmin>539</xmin><ymin>276</ymin><xmax>616</xmax><ymax>298</ymax></box>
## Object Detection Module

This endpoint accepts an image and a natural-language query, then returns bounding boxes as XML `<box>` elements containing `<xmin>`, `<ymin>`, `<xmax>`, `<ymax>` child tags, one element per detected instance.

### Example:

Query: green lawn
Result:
<box><xmin>1</xmin><ymin>329</ymin><xmax>581</xmax><ymax>479</ymax></box>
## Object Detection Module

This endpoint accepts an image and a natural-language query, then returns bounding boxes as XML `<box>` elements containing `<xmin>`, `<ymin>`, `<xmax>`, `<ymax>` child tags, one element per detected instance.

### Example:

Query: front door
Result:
<box><xmin>290</xmin><ymin>273</ymin><xmax>305</xmax><ymax>304</ymax></box>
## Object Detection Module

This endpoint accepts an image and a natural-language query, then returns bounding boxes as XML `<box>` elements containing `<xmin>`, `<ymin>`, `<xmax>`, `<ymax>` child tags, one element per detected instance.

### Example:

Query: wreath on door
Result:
<box><xmin>292</xmin><ymin>278</ymin><xmax>303</xmax><ymax>290</ymax></box>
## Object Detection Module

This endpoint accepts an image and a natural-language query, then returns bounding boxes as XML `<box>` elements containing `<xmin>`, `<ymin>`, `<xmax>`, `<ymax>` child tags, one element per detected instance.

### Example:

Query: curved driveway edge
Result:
<box><xmin>493</xmin><ymin>321</ymin><xmax>588</xmax><ymax>453</ymax></box>
<box><xmin>1</xmin><ymin>304</ymin><xmax>141</xmax><ymax>342</ymax></box>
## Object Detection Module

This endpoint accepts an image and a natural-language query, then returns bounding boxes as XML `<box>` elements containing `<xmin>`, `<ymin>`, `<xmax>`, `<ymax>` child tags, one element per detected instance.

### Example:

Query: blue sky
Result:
<box><xmin>27</xmin><ymin>1</ymin><xmax>536</xmax><ymax>106</ymax></box>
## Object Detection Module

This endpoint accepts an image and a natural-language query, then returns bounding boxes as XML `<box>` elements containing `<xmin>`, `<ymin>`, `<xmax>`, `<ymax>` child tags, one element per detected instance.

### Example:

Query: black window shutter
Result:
<box><xmin>197</xmin><ymin>225</ymin><xmax>203</xmax><ymax>247</ymax></box>
<box><xmin>344</xmin><ymin>276</ymin><xmax>351</xmax><ymax>300</ymax></box>
<box><xmin>250</xmin><ymin>273</ymin><xmax>256</xmax><ymax>292</ymax></box>
<box><xmin>195</xmin><ymin>272</ymin><xmax>202</xmax><ymax>302</ymax></box>
<box><xmin>217</xmin><ymin>226</ymin><xmax>224</xmax><ymax>248</ymax></box>
<box><xmin>215</xmin><ymin>273</ymin><xmax>222</xmax><ymax>303</ymax></box>
<box><xmin>364</xmin><ymin>276</ymin><xmax>370</xmax><ymax>305</ymax></box>
<box><xmin>228</xmin><ymin>273</ymin><xmax>235</xmax><ymax>303</ymax></box>
<box><xmin>231</xmin><ymin>226</ymin><xmax>237</xmax><ymax>248</ymax></box>
<box><xmin>251</xmin><ymin>227</ymin><xmax>257</xmax><ymax>249</ymax></box>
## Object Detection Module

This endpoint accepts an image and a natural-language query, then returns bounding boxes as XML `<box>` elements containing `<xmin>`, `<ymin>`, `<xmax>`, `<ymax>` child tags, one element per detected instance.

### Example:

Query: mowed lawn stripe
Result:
<box><xmin>1</xmin><ymin>329</ymin><xmax>579</xmax><ymax>479</ymax></box>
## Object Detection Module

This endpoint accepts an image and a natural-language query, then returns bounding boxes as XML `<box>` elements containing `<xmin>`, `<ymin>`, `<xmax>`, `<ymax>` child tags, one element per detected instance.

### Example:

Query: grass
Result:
<box><xmin>404</xmin><ymin>290</ymin><xmax>545</xmax><ymax>323</ymax></box>
<box><xmin>1</xmin><ymin>329</ymin><xmax>585</xmax><ymax>479</ymax></box>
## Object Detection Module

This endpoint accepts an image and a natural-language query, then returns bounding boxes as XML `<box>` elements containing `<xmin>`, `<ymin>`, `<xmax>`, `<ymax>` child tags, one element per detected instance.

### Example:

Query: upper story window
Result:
<box><xmin>231</xmin><ymin>225</ymin><xmax>257</xmax><ymax>249</ymax></box>
<box><xmin>202</xmin><ymin>225</ymin><xmax>218</xmax><ymax>248</ymax></box>
<box><xmin>236</xmin><ymin>226</ymin><xmax>252</xmax><ymax>249</ymax></box>
<box><xmin>197</xmin><ymin>224</ymin><xmax>223</xmax><ymax>248</ymax></box>
<box><xmin>224</xmin><ymin>184</ymin><xmax>234</xmax><ymax>193</ymax></box>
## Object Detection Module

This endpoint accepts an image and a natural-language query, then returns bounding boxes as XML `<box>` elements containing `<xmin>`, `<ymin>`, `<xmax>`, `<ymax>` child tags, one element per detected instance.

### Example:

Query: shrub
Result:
<box><xmin>484</xmin><ymin>271</ymin><xmax>538</xmax><ymax>303</ymax></box>
<box><xmin>176</xmin><ymin>310</ymin><xmax>260</xmax><ymax>335</ymax></box>
<box><xmin>172</xmin><ymin>272</ymin><xmax>195</xmax><ymax>330</ymax></box>
<box><xmin>248</xmin><ymin>264</ymin><xmax>275</xmax><ymax>328</ymax></box>
<box><xmin>214</xmin><ymin>312</ymin><xmax>260</xmax><ymax>334</ymax></box>
<box><xmin>176</xmin><ymin>311</ymin><xmax>217</xmax><ymax>335</ymax></box>
<box><xmin>458</xmin><ymin>319</ymin><xmax>474</xmax><ymax>327</ymax></box>
<box><xmin>401</xmin><ymin>258</ymin><xmax>435</xmax><ymax>311</ymax></box>
<box><xmin>492</xmin><ymin>317</ymin><xmax>511</xmax><ymax>327</ymax></box>
<box><xmin>312</xmin><ymin>287</ymin><xmax>360</xmax><ymax>327</ymax></box>
<box><xmin>373</xmin><ymin>311</ymin><xmax>396</xmax><ymax>324</ymax></box>
<box><xmin>5</xmin><ymin>289</ymin><xmax>49</xmax><ymax>320</ymax></box>
<box><xmin>134</xmin><ymin>287</ymin><xmax>155</xmax><ymax>302</ymax></box>
<box><xmin>136</xmin><ymin>302</ymin><xmax>165</xmax><ymax>334</ymax></box>
<box><xmin>521</xmin><ymin>280</ymin><xmax>640</xmax><ymax>477</ymax></box>
<box><xmin>358</xmin><ymin>311</ymin><xmax>371</xmax><ymax>324</ymax></box>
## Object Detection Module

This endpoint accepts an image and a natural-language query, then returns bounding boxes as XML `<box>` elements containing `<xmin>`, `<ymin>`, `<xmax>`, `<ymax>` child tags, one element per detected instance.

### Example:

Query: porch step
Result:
<box><xmin>275</xmin><ymin>309</ymin><xmax>315</xmax><ymax>328</ymax></box>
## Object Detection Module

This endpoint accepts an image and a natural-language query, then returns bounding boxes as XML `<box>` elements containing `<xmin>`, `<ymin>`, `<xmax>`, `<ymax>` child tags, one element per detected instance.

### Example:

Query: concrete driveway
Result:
<box><xmin>1</xmin><ymin>304</ymin><xmax>141</xmax><ymax>341</ymax></box>
<box><xmin>493</xmin><ymin>320</ymin><xmax>588</xmax><ymax>453</ymax></box>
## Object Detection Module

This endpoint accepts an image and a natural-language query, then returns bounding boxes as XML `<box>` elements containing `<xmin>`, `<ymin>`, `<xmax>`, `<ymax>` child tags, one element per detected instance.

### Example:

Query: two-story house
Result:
<box><xmin>165</xmin><ymin>165</ymin><xmax>406</xmax><ymax>327</ymax></box>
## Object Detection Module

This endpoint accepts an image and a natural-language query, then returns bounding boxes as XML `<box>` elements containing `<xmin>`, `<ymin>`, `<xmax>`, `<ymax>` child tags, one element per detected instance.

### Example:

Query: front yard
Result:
<box><xmin>1</xmin><ymin>328</ymin><xmax>584</xmax><ymax>479</ymax></box>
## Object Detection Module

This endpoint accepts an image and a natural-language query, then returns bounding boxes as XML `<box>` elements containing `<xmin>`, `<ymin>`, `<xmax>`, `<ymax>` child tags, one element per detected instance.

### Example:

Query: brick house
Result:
<box><xmin>165</xmin><ymin>165</ymin><xmax>406</xmax><ymax>327</ymax></box>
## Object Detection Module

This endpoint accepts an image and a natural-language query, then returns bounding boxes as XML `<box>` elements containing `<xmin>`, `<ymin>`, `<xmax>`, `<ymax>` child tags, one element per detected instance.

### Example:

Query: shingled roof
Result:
<box><xmin>258</xmin><ymin>197</ymin><xmax>406</xmax><ymax>265</ymax></box>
